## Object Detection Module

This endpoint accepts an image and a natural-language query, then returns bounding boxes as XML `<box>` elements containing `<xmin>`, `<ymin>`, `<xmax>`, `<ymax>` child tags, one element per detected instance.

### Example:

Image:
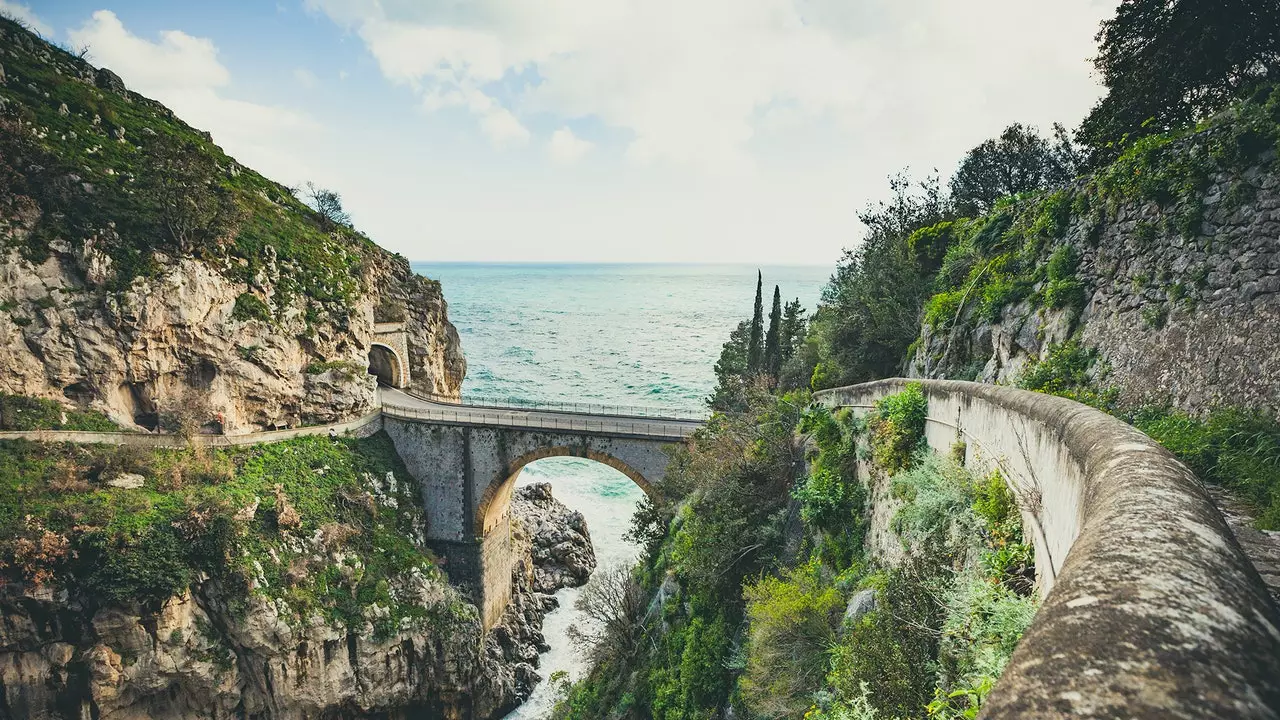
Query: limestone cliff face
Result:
<box><xmin>0</xmin><ymin>569</ymin><xmax>526</xmax><ymax>720</ymax></box>
<box><xmin>0</xmin><ymin>235</ymin><xmax>464</xmax><ymax>433</ymax></box>
<box><xmin>909</xmin><ymin>158</ymin><xmax>1280</xmax><ymax>413</ymax></box>
<box><xmin>0</xmin><ymin>484</ymin><xmax>591</xmax><ymax>720</ymax></box>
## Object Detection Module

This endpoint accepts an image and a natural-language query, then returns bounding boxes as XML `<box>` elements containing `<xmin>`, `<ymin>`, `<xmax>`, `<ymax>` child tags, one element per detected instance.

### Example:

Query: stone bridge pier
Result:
<box><xmin>382</xmin><ymin>415</ymin><xmax>681</xmax><ymax>628</ymax></box>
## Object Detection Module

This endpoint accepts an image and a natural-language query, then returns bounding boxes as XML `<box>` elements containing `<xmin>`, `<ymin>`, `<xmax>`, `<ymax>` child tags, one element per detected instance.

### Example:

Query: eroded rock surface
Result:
<box><xmin>512</xmin><ymin>483</ymin><xmax>597</xmax><ymax>594</ymax></box>
<box><xmin>0</xmin><ymin>241</ymin><xmax>464</xmax><ymax>434</ymax></box>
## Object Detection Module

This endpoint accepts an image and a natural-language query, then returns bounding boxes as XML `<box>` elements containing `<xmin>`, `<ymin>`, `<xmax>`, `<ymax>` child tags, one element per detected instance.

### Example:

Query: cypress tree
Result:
<box><xmin>746</xmin><ymin>271</ymin><xmax>764</xmax><ymax>373</ymax></box>
<box><xmin>764</xmin><ymin>285</ymin><xmax>782</xmax><ymax>379</ymax></box>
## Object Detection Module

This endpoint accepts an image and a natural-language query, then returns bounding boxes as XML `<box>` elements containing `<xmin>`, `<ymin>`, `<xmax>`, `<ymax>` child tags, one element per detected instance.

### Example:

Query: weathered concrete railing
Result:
<box><xmin>815</xmin><ymin>379</ymin><xmax>1280</xmax><ymax>719</ymax></box>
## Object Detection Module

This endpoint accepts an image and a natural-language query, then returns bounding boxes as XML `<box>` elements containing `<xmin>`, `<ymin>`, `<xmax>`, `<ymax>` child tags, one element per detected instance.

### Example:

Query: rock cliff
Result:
<box><xmin>908</xmin><ymin>125</ymin><xmax>1280</xmax><ymax>413</ymax></box>
<box><xmin>0</xmin><ymin>17</ymin><xmax>465</xmax><ymax>434</ymax></box>
<box><xmin>0</xmin><ymin>468</ymin><xmax>594</xmax><ymax>720</ymax></box>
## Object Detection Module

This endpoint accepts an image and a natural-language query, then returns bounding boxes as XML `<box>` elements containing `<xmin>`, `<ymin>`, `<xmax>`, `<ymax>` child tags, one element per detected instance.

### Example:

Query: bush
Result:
<box><xmin>1016</xmin><ymin>341</ymin><xmax>1118</xmax><ymax>412</ymax></box>
<box><xmin>231</xmin><ymin>292</ymin><xmax>271</xmax><ymax>322</ymax></box>
<box><xmin>868</xmin><ymin>383</ymin><xmax>928</xmax><ymax>474</ymax></box>
<box><xmin>924</xmin><ymin>290</ymin><xmax>965</xmax><ymax>330</ymax></box>
<box><xmin>741</xmin><ymin>561</ymin><xmax>844</xmax><ymax>718</ymax></box>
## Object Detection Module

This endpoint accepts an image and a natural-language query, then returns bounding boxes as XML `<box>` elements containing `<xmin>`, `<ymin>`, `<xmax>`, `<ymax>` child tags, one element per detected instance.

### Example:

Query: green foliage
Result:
<box><xmin>1078</xmin><ymin>0</ymin><xmax>1280</xmax><ymax>162</ymax></box>
<box><xmin>231</xmin><ymin>292</ymin><xmax>271</xmax><ymax>323</ymax></box>
<box><xmin>826</xmin><ymin>563</ymin><xmax>944</xmax><ymax>719</ymax></box>
<box><xmin>741</xmin><ymin>561</ymin><xmax>845</xmax><ymax>718</ymax></box>
<box><xmin>796</xmin><ymin>407</ymin><xmax>865</xmax><ymax>566</ymax></box>
<box><xmin>924</xmin><ymin>290</ymin><xmax>965</xmax><ymax>330</ymax></box>
<box><xmin>0</xmin><ymin>433</ymin><xmax>455</xmax><ymax>634</ymax></box>
<box><xmin>1132</xmin><ymin>407</ymin><xmax>1280</xmax><ymax>529</ymax></box>
<box><xmin>1016</xmin><ymin>341</ymin><xmax>1119</xmax><ymax>412</ymax></box>
<box><xmin>0</xmin><ymin>394</ymin><xmax>118</xmax><ymax>431</ymax></box>
<box><xmin>868</xmin><ymin>383</ymin><xmax>928</xmax><ymax>474</ymax></box>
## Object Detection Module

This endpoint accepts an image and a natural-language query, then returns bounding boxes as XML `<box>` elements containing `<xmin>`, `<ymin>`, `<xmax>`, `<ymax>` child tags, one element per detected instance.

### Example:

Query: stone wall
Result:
<box><xmin>817</xmin><ymin>379</ymin><xmax>1280</xmax><ymax>719</ymax></box>
<box><xmin>911</xmin><ymin>160</ymin><xmax>1280</xmax><ymax>414</ymax></box>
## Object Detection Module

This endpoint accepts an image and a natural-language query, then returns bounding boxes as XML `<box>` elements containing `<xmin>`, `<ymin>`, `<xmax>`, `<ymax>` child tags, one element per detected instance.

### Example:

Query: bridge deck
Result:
<box><xmin>380</xmin><ymin>388</ymin><xmax>702</xmax><ymax>441</ymax></box>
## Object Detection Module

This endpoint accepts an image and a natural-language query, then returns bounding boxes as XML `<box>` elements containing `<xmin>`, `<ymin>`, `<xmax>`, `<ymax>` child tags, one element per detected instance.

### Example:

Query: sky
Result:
<box><xmin>11</xmin><ymin>0</ymin><xmax>1117</xmax><ymax>264</ymax></box>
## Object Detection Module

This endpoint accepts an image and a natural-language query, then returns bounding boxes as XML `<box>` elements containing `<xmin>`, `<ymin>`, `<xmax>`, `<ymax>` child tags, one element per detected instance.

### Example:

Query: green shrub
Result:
<box><xmin>1016</xmin><ymin>341</ymin><xmax>1118</xmax><ymax>412</ymax></box>
<box><xmin>741</xmin><ymin>561</ymin><xmax>845</xmax><ymax>718</ymax></box>
<box><xmin>924</xmin><ymin>290</ymin><xmax>965</xmax><ymax>330</ymax></box>
<box><xmin>231</xmin><ymin>292</ymin><xmax>271</xmax><ymax>322</ymax></box>
<box><xmin>1042</xmin><ymin>278</ymin><xmax>1086</xmax><ymax>313</ymax></box>
<box><xmin>868</xmin><ymin>383</ymin><xmax>928</xmax><ymax>474</ymax></box>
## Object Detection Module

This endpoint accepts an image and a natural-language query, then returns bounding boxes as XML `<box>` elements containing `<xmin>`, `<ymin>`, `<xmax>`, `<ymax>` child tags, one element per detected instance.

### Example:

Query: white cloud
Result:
<box><xmin>547</xmin><ymin>127</ymin><xmax>593</xmax><ymax>164</ymax></box>
<box><xmin>67</xmin><ymin>11</ymin><xmax>321</xmax><ymax>183</ymax></box>
<box><xmin>294</xmin><ymin>67</ymin><xmax>319</xmax><ymax>89</ymax></box>
<box><xmin>306</xmin><ymin>0</ymin><xmax>1113</xmax><ymax>175</ymax></box>
<box><xmin>0</xmin><ymin>0</ymin><xmax>51</xmax><ymax>37</ymax></box>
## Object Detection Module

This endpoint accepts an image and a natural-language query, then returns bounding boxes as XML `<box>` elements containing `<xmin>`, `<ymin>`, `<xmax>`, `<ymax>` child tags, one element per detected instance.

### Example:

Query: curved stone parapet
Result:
<box><xmin>815</xmin><ymin>379</ymin><xmax>1280</xmax><ymax>720</ymax></box>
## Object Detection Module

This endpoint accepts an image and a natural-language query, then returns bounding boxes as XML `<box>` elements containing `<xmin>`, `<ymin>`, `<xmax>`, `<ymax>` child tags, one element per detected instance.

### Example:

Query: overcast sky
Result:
<box><xmin>14</xmin><ymin>0</ymin><xmax>1116</xmax><ymax>264</ymax></box>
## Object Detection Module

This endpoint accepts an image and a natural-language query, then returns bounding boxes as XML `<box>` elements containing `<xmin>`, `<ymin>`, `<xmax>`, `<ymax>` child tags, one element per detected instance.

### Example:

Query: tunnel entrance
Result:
<box><xmin>368</xmin><ymin>344</ymin><xmax>404</xmax><ymax>387</ymax></box>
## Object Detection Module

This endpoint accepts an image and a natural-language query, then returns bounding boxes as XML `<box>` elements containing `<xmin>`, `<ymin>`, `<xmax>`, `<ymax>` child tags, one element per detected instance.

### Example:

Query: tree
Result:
<box><xmin>709</xmin><ymin>320</ymin><xmax>752</xmax><ymax>412</ymax></box>
<box><xmin>950</xmin><ymin>123</ymin><xmax>1079</xmax><ymax>216</ymax></box>
<box><xmin>780</xmin><ymin>298</ymin><xmax>807</xmax><ymax>362</ymax></box>
<box><xmin>567</xmin><ymin>563</ymin><xmax>646</xmax><ymax>666</ymax></box>
<box><xmin>764</xmin><ymin>285</ymin><xmax>783</xmax><ymax>380</ymax></box>
<box><xmin>305</xmin><ymin>181</ymin><xmax>352</xmax><ymax>229</ymax></box>
<box><xmin>746</xmin><ymin>271</ymin><xmax>764</xmax><ymax>374</ymax></box>
<box><xmin>809</xmin><ymin>173</ymin><xmax>952</xmax><ymax>388</ymax></box>
<box><xmin>138</xmin><ymin>134</ymin><xmax>242</xmax><ymax>253</ymax></box>
<box><xmin>1078</xmin><ymin>0</ymin><xmax>1280</xmax><ymax>162</ymax></box>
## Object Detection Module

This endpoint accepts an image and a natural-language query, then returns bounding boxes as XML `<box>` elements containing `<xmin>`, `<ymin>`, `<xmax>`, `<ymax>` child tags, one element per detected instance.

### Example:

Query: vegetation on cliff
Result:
<box><xmin>552</xmin><ymin>385</ymin><xmax>1037</xmax><ymax>719</ymax></box>
<box><xmin>0</xmin><ymin>15</ymin><xmax>392</xmax><ymax>316</ymax></box>
<box><xmin>0</xmin><ymin>432</ymin><xmax>466</xmax><ymax>636</ymax></box>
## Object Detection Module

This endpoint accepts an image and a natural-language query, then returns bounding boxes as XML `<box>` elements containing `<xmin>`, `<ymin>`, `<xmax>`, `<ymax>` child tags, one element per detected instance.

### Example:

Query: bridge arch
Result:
<box><xmin>476</xmin><ymin>446</ymin><xmax>656</xmax><ymax>535</ymax></box>
<box><xmin>368</xmin><ymin>342</ymin><xmax>407</xmax><ymax>388</ymax></box>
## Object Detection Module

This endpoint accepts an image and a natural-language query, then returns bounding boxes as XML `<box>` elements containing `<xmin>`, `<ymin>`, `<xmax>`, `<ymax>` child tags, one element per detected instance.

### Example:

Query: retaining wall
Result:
<box><xmin>816</xmin><ymin>379</ymin><xmax>1280</xmax><ymax>719</ymax></box>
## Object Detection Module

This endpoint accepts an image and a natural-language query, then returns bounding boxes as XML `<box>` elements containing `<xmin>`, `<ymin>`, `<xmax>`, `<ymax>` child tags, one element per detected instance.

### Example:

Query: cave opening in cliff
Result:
<box><xmin>368</xmin><ymin>344</ymin><xmax>404</xmax><ymax>387</ymax></box>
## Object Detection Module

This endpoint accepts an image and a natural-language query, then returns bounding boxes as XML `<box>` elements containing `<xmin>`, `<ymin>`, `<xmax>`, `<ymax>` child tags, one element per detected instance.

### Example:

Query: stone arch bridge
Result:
<box><xmin>379</xmin><ymin>388</ymin><xmax>702</xmax><ymax>628</ymax></box>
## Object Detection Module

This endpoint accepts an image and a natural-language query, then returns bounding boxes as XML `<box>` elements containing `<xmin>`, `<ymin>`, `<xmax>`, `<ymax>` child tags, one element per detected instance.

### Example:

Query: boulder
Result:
<box><xmin>104</xmin><ymin>472</ymin><xmax>144</xmax><ymax>489</ymax></box>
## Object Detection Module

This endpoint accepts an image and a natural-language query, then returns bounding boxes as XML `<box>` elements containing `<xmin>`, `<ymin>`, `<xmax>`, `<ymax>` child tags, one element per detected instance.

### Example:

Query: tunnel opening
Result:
<box><xmin>368</xmin><ymin>344</ymin><xmax>403</xmax><ymax>387</ymax></box>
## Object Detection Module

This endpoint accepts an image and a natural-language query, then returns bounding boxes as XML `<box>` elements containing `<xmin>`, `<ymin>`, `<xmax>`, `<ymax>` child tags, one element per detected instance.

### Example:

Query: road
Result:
<box><xmin>379</xmin><ymin>388</ymin><xmax>703</xmax><ymax>441</ymax></box>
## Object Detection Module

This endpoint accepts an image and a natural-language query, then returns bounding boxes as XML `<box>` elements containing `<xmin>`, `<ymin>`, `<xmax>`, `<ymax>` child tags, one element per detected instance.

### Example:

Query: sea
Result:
<box><xmin>410</xmin><ymin>262</ymin><xmax>831</xmax><ymax>718</ymax></box>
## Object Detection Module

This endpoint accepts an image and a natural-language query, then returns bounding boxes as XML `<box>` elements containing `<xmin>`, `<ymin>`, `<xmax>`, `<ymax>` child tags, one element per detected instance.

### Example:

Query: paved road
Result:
<box><xmin>379</xmin><ymin>388</ymin><xmax>703</xmax><ymax>441</ymax></box>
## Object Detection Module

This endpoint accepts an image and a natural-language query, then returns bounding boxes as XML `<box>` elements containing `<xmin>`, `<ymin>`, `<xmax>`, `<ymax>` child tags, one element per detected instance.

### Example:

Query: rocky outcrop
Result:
<box><xmin>0</xmin><ymin>578</ymin><xmax>511</xmax><ymax>720</ymax></box>
<box><xmin>512</xmin><ymin>483</ymin><xmax>597</xmax><ymax>593</ymax></box>
<box><xmin>0</xmin><ymin>239</ymin><xmax>463</xmax><ymax>434</ymax></box>
<box><xmin>0</xmin><ymin>18</ymin><xmax>465</xmax><ymax>435</ymax></box>
<box><xmin>0</xmin><ymin>484</ymin><xmax>596</xmax><ymax>720</ymax></box>
<box><xmin>909</xmin><ymin>157</ymin><xmax>1280</xmax><ymax>414</ymax></box>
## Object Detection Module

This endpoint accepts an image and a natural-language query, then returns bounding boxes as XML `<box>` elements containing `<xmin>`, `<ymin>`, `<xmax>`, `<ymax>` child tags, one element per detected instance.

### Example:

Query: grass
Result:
<box><xmin>0</xmin><ymin>432</ymin><xmax>467</xmax><ymax>634</ymax></box>
<box><xmin>0</xmin><ymin>16</ymin><xmax>381</xmax><ymax>312</ymax></box>
<box><xmin>0</xmin><ymin>393</ymin><xmax>118</xmax><ymax>431</ymax></box>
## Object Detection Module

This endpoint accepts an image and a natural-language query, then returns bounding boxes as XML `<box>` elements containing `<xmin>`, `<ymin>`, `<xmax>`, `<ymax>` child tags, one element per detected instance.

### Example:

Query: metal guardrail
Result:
<box><xmin>382</xmin><ymin>398</ymin><xmax>700</xmax><ymax>439</ymax></box>
<box><xmin>402</xmin><ymin>390</ymin><xmax>709</xmax><ymax>422</ymax></box>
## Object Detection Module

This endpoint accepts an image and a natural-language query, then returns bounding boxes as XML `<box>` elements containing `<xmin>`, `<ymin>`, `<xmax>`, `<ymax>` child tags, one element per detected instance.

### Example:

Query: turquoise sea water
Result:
<box><xmin>410</xmin><ymin>262</ymin><xmax>830</xmax><ymax>717</ymax></box>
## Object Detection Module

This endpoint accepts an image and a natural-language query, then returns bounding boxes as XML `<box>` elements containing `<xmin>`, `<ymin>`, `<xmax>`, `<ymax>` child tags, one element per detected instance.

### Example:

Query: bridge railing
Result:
<box><xmin>401</xmin><ymin>390</ymin><xmax>709</xmax><ymax>422</ymax></box>
<box><xmin>382</xmin><ymin>398</ymin><xmax>700</xmax><ymax>439</ymax></box>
